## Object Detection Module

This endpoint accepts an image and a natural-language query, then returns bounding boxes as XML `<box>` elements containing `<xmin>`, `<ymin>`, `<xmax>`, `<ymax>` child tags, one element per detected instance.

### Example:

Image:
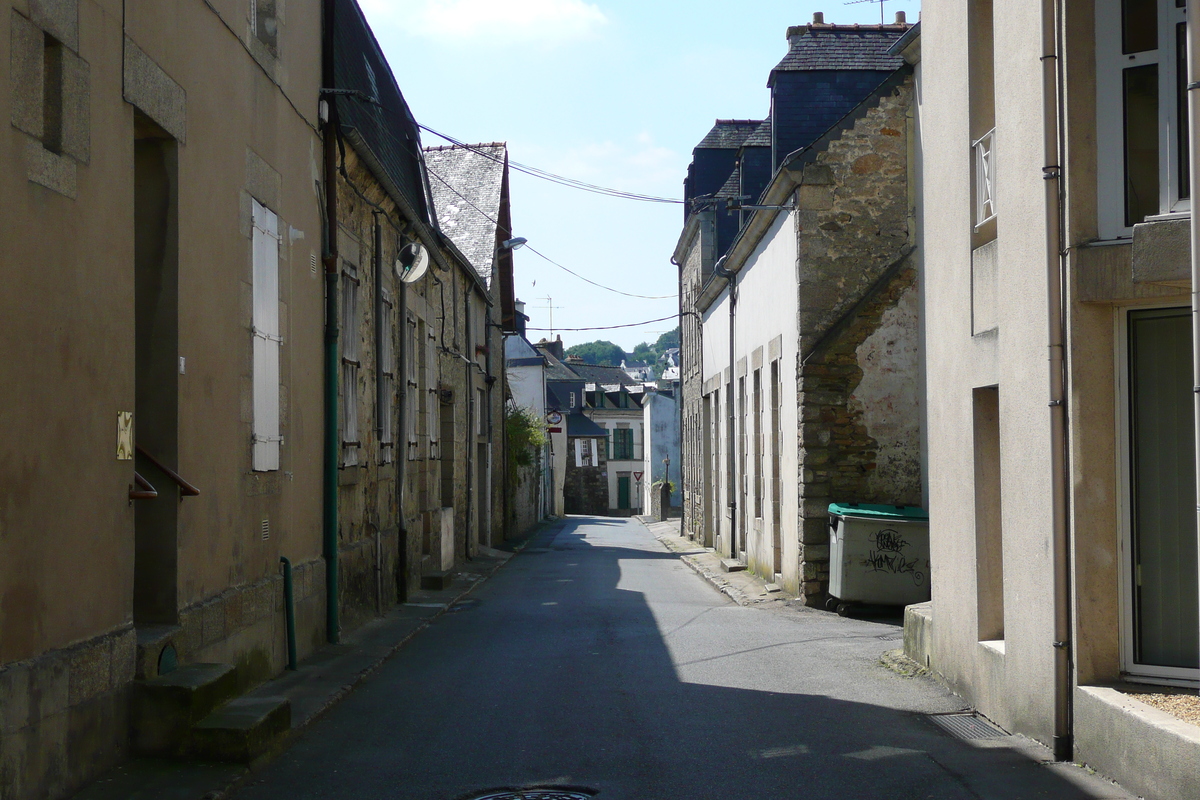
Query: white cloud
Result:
<box><xmin>525</xmin><ymin>134</ymin><xmax>682</xmax><ymax>195</ymax></box>
<box><xmin>359</xmin><ymin>0</ymin><xmax>607</xmax><ymax>44</ymax></box>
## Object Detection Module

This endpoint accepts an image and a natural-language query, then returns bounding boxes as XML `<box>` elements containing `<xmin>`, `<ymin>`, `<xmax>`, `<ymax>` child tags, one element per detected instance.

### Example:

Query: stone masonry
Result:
<box><xmin>793</xmin><ymin>75</ymin><xmax>921</xmax><ymax>603</ymax></box>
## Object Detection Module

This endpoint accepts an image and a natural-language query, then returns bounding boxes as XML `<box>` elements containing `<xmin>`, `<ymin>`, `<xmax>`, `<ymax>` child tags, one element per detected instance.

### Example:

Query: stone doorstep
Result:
<box><xmin>130</xmin><ymin>663</ymin><xmax>239</xmax><ymax>756</ymax></box>
<box><xmin>189</xmin><ymin>696</ymin><xmax>291</xmax><ymax>763</ymax></box>
<box><xmin>420</xmin><ymin>571</ymin><xmax>453</xmax><ymax>591</ymax></box>
<box><xmin>719</xmin><ymin>558</ymin><xmax>748</xmax><ymax>573</ymax></box>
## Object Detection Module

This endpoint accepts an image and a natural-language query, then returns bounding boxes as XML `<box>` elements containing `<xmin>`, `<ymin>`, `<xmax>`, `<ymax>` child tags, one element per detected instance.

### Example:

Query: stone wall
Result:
<box><xmin>0</xmin><ymin>626</ymin><xmax>134</xmax><ymax>800</ymax></box>
<box><xmin>564</xmin><ymin>438</ymin><xmax>609</xmax><ymax>516</ymax></box>
<box><xmin>794</xmin><ymin>75</ymin><xmax>920</xmax><ymax>604</ymax></box>
<box><xmin>680</xmin><ymin>211</ymin><xmax>714</xmax><ymax>544</ymax></box>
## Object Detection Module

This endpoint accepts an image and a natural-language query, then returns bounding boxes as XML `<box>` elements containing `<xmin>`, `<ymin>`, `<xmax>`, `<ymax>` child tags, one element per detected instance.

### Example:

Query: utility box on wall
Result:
<box><xmin>827</xmin><ymin>503</ymin><xmax>930</xmax><ymax>608</ymax></box>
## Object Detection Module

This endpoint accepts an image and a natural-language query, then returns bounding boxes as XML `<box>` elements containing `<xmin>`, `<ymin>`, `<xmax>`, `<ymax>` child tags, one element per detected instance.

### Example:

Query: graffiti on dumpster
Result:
<box><xmin>862</xmin><ymin>528</ymin><xmax>926</xmax><ymax>586</ymax></box>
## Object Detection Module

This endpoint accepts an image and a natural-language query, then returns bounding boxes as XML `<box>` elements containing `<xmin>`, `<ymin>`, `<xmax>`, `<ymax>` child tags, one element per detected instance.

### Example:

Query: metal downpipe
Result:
<box><xmin>1042</xmin><ymin>0</ymin><xmax>1072</xmax><ymax>761</ymax></box>
<box><xmin>321</xmin><ymin>0</ymin><xmax>340</xmax><ymax>645</ymax></box>
<box><xmin>715</xmin><ymin>258</ymin><xmax>737</xmax><ymax>559</ymax></box>
<box><xmin>1188</xmin><ymin>0</ymin><xmax>1200</xmax><ymax>703</ymax></box>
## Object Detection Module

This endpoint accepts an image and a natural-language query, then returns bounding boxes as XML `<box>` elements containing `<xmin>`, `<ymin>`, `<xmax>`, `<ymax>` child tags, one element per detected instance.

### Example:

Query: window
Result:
<box><xmin>380</xmin><ymin>289</ymin><xmax>394</xmax><ymax>463</ymax></box>
<box><xmin>407</xmin><ymin>318</ymin><xmax>419</xmax><ymax>460</ymax></box>
<box><xmin>427</xmin><ymin>331</ymin><xmax>439</xmax><ymax>458</ymax></box>
<box><xmin>252</xmin><ymin>200</ymin><xmax>282</xmax><ymax>471</ymax></box>
<box><xmin>753</xmin><ymin>369</ymin><xmax>762</xmax><ymax>519</ymax></box>
<box><xmin>1098</xmin><ymin>0</ymin><xmax>1190</xmax><ymax>237</ymax></box>
<box><xmin>251</xmin><ymin>0</ymin><xmax>278</xmax><ymax>51</ymax></box>
<box><xmin>340</xmin><ymin>260</ymin><xmax>360</xmax><ymax>466</ymax></box>
<box><xmin>42</xmin><ymin>33</ymin><xmax>63</xmax><ymax>154</ymax></box>
<box><xmin>613</xmin><ymin>428</ymin><xmax>634</xmax><ymax>460</ymax></box>
<box><xmin>969</xmin><ymin>0</ymin><xmax>996</xmax><ymax>243</ymax></box>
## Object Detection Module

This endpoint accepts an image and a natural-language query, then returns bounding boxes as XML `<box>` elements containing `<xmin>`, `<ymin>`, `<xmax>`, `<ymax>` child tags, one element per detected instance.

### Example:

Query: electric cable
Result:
<box><xmin>419</xmin><ymin>124</ymin><xmax>685</xmax><ymax>204</ymax></box>
<box><xmin>526</xmin><ymin>314</ymin><xmax>678</xmax><ymax>332</ymax></box>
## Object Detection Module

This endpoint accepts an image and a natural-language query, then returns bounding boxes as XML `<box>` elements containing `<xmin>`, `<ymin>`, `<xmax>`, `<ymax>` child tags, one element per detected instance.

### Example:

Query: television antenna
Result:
<box><xmin>842</xmin><ymin>0</ymin><xmax>901</xmax><ymax>25</ymax></box>
<box><xmin>538</xmin><ymin>296</ymin><xmax>562</xmax><ymax>339</ymax></box>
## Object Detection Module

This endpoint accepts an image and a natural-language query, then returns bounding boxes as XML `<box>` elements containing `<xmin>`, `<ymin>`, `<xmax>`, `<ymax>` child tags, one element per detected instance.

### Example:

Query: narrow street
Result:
<box><xmin>228</xmin><ymin>517</ymin><xmax>1131</xmax><ymax>800</ymax></box>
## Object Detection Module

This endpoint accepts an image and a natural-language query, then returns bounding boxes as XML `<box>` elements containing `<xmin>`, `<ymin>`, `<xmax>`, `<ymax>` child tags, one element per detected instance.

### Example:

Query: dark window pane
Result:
<box><xmin>1123</xmin><ymin>0</ymin><xmax>1158</xmax><ymax>53</ymax></box>
<box><xmin>1124</xmin><ymin>64</ymin><xmax>1160</xmax><ymax>226</ymax></box>
<box><xmin>1178</xmin><ymin>23</ymin><xmax>1190</xmax><ymax>199</ymax></box>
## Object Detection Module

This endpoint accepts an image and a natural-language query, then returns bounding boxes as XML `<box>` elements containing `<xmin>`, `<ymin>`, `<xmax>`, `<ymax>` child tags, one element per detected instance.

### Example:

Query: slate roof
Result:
<box><xmin>716</xmin><ymin>166</ymin><xmax>742</xmax><ymax>200</ymax></box>
<box><xmin>568</xmin><ymin>363</ymin><xmax>642</xmax><ymax>388</ymax></box>
<box><xmin>771</xmin><ymin>26</ymin><xmax>907</xmax><ymax>77</ymax></box>
<box><xmin>537</xmin><ymin>346</ymin><xmax>579</xmax><ymax>382</ymax></box>
<box><xmin>695</xmin><ymin>120</ymin><xmax>761</xmax><ymax>150</ymax></box>
<box><xmin>567</xmin><ymin>414</ymin><xmax>608</xmax><ymax>437</ymax></box>
<box><xmin>424</xmin><ymin>143</ymin><xmax>507</xmax><ymax>285</ymax></box>
<box><xmin>743</xmin><ymin>119</ymin><xmax>772</xmax><ymax>148</ymax></box>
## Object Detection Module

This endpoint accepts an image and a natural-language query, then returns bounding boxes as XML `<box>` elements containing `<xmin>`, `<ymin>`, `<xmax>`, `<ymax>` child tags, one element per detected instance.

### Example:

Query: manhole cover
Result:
<box><xmin>462</xmin><ymin>790</ymin><xmax>596</xmax><ymax>800</ymax></box>
<box><xmin>927</xmin><ymin>712</ymin><xmax>1009</xmax><ymax>740</ymax></box>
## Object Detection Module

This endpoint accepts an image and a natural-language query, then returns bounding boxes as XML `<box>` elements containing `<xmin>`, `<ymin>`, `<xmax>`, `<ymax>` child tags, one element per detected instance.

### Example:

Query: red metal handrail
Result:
<box><xmin>136</xmin><ymin>445</ymin><xmax>200</xmax><ymax>497</ymax></box>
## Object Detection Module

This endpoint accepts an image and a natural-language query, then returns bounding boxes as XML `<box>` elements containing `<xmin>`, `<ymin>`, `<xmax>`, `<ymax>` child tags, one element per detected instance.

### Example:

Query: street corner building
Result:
<box><xmin>675</xmin><ymin>13</ymin><xmax>921</xmax><ymax>603</ymax></box>
<box><xmin>0</xmin><ymin>2</ymin><xmax>516</xmax><ymax>799</ymax></box>
<box><xmin>912</xmin><ymin>0</ymin><xmax>1200</xmax><ymax>796</ymax></box>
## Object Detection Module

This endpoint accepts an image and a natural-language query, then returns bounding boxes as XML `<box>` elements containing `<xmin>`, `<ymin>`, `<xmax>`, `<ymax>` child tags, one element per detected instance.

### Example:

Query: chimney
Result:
<box><xmin>514</xmin><ymin>298</ymin><xmax>527</xmax><ymax>336</ymax></box>
<box><xmin>565</xmin><ymin>355</ymin><xmax>584</xmax><ymax>364</ymax></box>
<box><xmin>894</xmin><ymin>10</ymin><xmax>906</xmax><ymax>24</ymax></box>
<box><xmin>812</xmin><ymin>11</ymin><xmax>824</xmax><ymax>24</ymax></box>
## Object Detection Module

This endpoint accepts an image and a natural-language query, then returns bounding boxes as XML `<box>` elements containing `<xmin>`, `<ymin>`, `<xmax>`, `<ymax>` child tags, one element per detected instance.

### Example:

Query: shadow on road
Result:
<box><xmin>230</xmin><ymin>517</ymin><xmax>1124</xmax><ymax>800</ymax></box>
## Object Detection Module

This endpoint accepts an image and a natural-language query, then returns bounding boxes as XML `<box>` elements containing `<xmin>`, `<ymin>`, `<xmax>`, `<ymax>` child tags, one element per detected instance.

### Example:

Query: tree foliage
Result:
<box><xmin>506</xmin><ymin>405</ymin><xmax>546</xmax><ymax>474</ymax></box>
<box><xmin>564</xmin><ymin>327</ymin><xmax>681</xmax><ymax>377</ymax></box>
<box><xmin>563</xmin><ymin>340</ymin><xmax>625</xmax><ymax>366</ymax></box>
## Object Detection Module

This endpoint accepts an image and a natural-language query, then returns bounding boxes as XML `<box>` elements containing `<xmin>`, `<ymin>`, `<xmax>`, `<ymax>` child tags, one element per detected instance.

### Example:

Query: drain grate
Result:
<box><xmin>462</xmin><ymin>790</ymin><xmax>596</xmax><ymax>800</ymax></box>
<box><xmin>928</xmin><ymin>712</ymin><xmax>1009</xmax><ymax>740</ymax></box>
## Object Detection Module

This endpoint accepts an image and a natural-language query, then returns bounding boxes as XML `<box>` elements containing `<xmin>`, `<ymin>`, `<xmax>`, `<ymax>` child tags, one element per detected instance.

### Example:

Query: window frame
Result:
<box><xmin>1096</xmin><ymin>0</ymin><xmax>1191</xmax><ymax>240</ymax></box>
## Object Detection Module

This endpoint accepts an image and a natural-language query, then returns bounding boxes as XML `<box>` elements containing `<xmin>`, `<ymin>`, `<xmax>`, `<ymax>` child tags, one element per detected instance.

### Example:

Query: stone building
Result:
<box><xmin>0</xmin><ymin>1</ymin><xmax>325</xmax><ymax>797</ymax></box>
<box><xmin>675</xmin><ymin>14</ymin><xmax>918</xmax><ymax>601</ymax></box>
<box><xmin>424</xmin><ymin>142</ymin><xmax>516</xmax><ymax>547</ymax></box>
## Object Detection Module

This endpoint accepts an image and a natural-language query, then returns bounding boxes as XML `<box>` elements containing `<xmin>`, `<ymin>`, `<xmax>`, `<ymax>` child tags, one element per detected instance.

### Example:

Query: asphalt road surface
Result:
<box><xmin>230</xmin><ymin>516</ymin><xmax>1131</xmax><ymax>800</ymax></box>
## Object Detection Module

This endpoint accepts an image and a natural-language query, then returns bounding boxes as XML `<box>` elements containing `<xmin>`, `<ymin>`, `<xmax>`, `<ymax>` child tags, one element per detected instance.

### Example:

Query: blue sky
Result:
<box><xmin>358</xmin><ymin>0</ymin><xmax>919</xmax><ymax>352</ymax></box>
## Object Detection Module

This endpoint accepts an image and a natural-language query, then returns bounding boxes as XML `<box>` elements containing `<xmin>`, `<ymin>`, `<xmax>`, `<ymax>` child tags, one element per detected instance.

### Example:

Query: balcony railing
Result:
<box><xmin>973</xmin><ymin>128</ymin><xmax>996</xmax><ymax>230</ymax></box>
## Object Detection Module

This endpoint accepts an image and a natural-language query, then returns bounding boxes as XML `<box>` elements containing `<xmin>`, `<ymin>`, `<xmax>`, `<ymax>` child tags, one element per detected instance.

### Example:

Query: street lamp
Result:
<box><xmin>500</xmin><ymin>236</ymin><xmax>527</xmax><ymax>251</ymax></box>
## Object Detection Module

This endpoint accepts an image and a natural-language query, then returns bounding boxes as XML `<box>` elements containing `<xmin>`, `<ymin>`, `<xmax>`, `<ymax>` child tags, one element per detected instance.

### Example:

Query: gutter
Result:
<box><xmin>1042</xmin><ymin>0</ymin><xmax>1073</xmax><ymax>761</ymax></box>
<box><xmin>714</xmin><ymin>257</ymin><xmax>739</xmax><ymax>560</ymax></box>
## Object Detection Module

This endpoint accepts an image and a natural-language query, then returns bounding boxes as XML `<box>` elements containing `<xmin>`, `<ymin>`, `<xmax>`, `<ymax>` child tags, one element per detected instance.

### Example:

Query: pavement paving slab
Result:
<box><xmin>68</xmin><ymin>528</ymin><xmax>545</xmax><ymax>800</ymax></box>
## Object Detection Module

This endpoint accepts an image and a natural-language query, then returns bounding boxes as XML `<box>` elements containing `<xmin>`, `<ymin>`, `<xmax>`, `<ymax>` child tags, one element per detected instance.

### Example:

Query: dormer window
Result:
<box><xmin>1097</xmin><ymin>0</ymin><xmax>1190</xmax><ymax>237</ymax></box>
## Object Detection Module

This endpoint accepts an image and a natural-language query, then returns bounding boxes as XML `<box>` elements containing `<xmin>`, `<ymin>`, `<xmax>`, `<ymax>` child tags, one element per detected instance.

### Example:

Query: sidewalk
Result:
<box><xmin>637</xmin><ymin>516</ymin><xmax>805</xmax><ymax>613</ymax></box>
<box><xmin>71</xmin><ymin>528</ymin><xmax>548</xmax><ymax>800</ymax></box>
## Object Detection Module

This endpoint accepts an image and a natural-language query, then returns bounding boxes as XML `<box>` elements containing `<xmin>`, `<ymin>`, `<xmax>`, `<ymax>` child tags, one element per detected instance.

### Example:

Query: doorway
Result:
<box><xmin>132</xmin><ymin>117</ymin><xmax>180</xmax><ymax>624</ymax></box>
<box><xmin>617</xmin><ymin>474</ymin><xmax>631</xmax><ymax>511</ymax></box>
<box><xmin>1124</xmin><ymin>307</ymin><xmax>1198</xmax><ymax>679</ymax></box>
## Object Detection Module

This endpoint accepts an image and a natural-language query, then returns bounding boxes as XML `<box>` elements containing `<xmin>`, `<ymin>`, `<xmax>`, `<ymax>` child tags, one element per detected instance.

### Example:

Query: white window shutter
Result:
<box><xmin>252</xmin><ymin>199</ymin><xmax>281</xmax><ymax>471</ymax></box>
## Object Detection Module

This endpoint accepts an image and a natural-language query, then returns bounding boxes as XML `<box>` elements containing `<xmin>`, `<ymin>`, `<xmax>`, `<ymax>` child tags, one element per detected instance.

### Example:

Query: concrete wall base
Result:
<box><xmin>1075</xmin><ymin>684</ymin><xmax>1200</xmax><ymax>800</ymax></box>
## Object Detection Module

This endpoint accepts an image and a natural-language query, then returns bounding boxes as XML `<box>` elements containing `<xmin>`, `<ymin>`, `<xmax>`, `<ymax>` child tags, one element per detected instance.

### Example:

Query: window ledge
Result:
<box><xmin>1131</xmin><ymin>216</ymin><xmax>1191</xmax><ymax>287</ymax></box>
<box><xmin>979</xmin><ymin>639</ymin><xmax>1006</xmax><ymax>656</ymax></box>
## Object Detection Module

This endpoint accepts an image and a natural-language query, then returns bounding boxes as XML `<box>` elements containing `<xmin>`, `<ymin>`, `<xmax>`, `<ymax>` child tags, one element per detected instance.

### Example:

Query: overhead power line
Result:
<box><xmin>526</xmin><ymin>314</ymin><xmax>678</xmax><ymax>332</ymax></box>
<box><xmin>423</xmin><ymin>166</ymin><xmax>677</xmax><ymax>301</ymax></box>
<box><xmin>419</xmin><ymin>124</ymin><xmax>685</xmax><ymax>205</ymax></box>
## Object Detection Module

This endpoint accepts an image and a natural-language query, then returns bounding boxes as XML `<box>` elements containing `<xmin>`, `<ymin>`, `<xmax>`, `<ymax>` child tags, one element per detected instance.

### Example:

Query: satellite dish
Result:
<box><xmin>396</xmin><ymin>242</ymin><xmax>429</xmax><ymax>284</ymax></box>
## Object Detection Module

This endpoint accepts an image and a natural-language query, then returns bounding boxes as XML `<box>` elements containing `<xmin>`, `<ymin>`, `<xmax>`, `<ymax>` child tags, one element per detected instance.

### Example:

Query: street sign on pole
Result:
<box><xmin>633</xmin><ymin>471</ymin><xmax>643</xmax><ymax>482</ymax></box>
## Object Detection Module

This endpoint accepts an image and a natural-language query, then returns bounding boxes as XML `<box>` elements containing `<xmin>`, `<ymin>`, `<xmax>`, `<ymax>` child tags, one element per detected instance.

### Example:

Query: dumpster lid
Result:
<box><xmin>828</xmin><ymin>502</ymin><xmax>928</xmax><ymax>522</ymax></box>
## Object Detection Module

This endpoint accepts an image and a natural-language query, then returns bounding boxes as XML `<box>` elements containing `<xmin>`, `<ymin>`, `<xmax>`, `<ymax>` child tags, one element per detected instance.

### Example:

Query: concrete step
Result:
<box><xmin>190</xmin><ymin>696</ymin><xmax>291</xmax><ymax>763</ymax></box>
<box><xmin>719</xmin><ymin>559</ymin><xmax>747</xmax><ymax>573</ymax></box>
<box><xmin>131</xmin><ymin>663</ymin><xmax>239</xmax><ymax>756</ymax></box>
<box><xmin>421</xmin><ymin>570</ymin><xmax>453</xmax><ymax>590</ymax></box>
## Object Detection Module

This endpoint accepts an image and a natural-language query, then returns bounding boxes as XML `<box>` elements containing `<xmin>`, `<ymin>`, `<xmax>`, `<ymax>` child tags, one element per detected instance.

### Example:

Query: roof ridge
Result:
<box><xmin>788</xmin><ymin>23</ymin><xmax>911</xmax><ymax>36</ymax></box>
<box><xmin>424</xmin><ymin>142</ymin><xmax>507</xmax><ymax>152</ymax></box>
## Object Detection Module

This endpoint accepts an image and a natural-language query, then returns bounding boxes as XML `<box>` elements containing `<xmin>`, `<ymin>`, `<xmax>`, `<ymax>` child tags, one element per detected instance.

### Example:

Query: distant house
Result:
<box><xmin>621</xmin><ymin>358</ymin><xmax>655</xmax><ymax>382</ymax></box>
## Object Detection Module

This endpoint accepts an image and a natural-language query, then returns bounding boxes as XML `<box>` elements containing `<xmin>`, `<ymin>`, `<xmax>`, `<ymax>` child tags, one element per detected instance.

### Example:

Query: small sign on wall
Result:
<box><xmin>117</xmin><ymin>412</ymin><xmax>133</xmax><ymax>460</ymax></box>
